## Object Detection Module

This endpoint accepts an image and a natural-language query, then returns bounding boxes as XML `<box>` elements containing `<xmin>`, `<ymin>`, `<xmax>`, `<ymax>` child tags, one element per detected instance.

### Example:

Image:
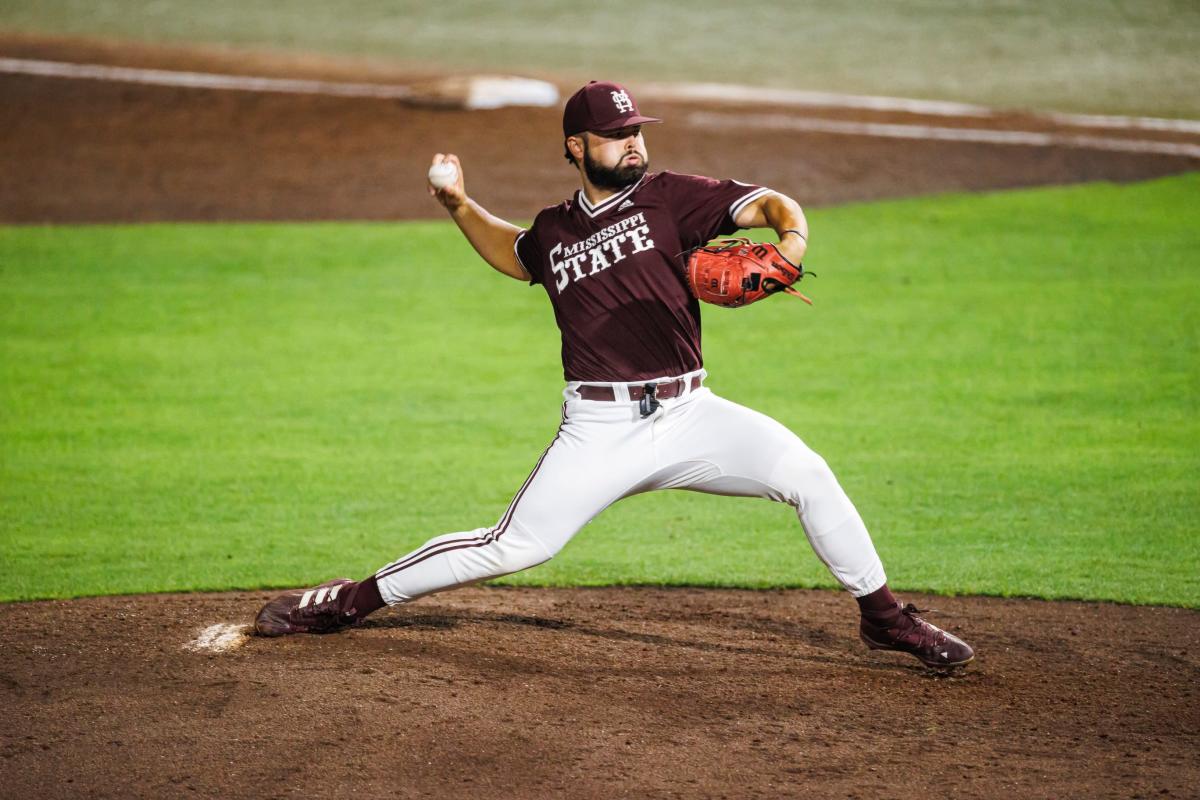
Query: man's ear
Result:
<box><xmin>567</xmin><ymin>135</ymin><xmax>585</xmax><ymax>161</ymax></box>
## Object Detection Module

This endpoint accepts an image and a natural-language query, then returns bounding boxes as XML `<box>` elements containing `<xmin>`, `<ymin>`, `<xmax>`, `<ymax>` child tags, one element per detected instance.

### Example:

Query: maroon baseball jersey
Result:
<box><xmin>515</xmin><ymin>171</ymin><xmax>772</xmax><ymax>382</ymax></box>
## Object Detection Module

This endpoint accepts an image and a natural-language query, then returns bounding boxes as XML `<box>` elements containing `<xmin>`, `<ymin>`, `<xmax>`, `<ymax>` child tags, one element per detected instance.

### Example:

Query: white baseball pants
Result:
<box><xmin>375</xmin><ymin>369</ymin><xmax>887</xmax><ymax>604</ymax></box>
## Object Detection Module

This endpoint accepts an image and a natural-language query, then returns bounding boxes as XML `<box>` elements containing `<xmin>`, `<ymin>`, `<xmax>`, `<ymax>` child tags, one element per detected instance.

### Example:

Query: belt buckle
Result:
<box><xmin>638</xmin><ymin>383</ymin><xmax>660</xmax><ymax>418</ymax></box>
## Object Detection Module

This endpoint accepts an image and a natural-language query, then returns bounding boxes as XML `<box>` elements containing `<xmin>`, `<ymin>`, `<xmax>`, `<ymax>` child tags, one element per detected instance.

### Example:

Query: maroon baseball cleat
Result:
<box><xmin>859</xmin><ymin>603</ymin><xmax>975</xmax><ymax>670</ymax></box>
<box><xmin>254</xmin><ymin>578</ymin><xmax>362</xmax><ymax>637</ymax></box>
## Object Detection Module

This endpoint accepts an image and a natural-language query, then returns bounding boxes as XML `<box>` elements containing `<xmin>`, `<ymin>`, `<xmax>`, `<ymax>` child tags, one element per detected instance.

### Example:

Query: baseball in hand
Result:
<box><xmin>428</xmin><ymin>161</ymin><xmax>458</xmax><ymax>190</ymax></box>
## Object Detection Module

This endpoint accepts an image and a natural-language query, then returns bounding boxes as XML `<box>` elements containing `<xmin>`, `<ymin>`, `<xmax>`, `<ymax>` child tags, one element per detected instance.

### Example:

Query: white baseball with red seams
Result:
<box><xmin>427</xmin><ymin>161</ymin><xmax>458</xmax><ymax>189</ymax></box>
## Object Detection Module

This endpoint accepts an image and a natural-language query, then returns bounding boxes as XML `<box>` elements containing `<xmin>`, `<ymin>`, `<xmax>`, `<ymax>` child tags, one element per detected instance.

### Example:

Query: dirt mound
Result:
<box><xmin>1</xmin><ymin>587</ymin><xmax>1196</xmax><ymax>798</ymax></box>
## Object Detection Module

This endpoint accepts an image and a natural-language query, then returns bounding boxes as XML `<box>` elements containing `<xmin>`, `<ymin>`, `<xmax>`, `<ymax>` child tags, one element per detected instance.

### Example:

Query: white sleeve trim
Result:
<box><xmin>729</xmin><ymin>187</ymin><xmax>775</xmax><ymax>225</ymax></box>
<box><xmin>514</xmin><ymin>230</ymin><xmax>531</xmax><ymax>272</ymax></box>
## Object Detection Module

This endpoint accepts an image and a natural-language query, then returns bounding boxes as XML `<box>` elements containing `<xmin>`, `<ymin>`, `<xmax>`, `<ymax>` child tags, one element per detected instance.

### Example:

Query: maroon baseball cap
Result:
<box><xmin>562</xmin><ymin>81</ymin><xmax>662</xmax><ymax>137</ymax></box>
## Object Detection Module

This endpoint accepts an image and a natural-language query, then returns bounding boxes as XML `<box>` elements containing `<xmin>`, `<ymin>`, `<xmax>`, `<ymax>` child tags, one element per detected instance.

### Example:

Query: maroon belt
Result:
<box><xmin>577</xmin><ymin>375</ymin><xmax>702</xmax><ymax>402</ymax></box>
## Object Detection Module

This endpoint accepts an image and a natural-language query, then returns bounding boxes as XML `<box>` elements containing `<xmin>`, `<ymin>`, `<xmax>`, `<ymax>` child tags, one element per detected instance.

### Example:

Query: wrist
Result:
<box><xmin>777</xmin><ymin>229</ymin><xmax>806</xmax><ymax>264</ymax></box>
<box><xmin>777</xmin><ymin>238</ymin><xmax>805</xmax><ymax>264</ymax></box>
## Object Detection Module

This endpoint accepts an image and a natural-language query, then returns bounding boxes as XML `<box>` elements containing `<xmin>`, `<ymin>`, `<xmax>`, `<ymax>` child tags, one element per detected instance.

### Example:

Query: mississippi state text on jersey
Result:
<box><xmin>515</xmin><ymin>171</ymin><xmax>772</xmax><ymax>382</ymax></box>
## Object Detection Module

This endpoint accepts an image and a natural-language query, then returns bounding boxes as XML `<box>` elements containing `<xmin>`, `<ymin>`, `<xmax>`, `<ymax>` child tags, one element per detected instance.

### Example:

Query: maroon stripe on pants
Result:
<box><xmin>375</xmin><ymin>403</ymin><xmax>568</xmax><ymax>582</ymax></box>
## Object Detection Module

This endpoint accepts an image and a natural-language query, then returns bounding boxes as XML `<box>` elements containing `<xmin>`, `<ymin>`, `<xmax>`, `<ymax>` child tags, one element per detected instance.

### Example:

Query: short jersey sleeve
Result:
<box><xmin>514</xmin><ymin>226</ymin><xmax>544</xmax><ymax>285</ymax></box>
<box><xmin>516</xmin><ymin>205</ymin><xmax>566</xmax><ymax>286</ymax></box>
<box><xmin>660</xmin><ymin>172</ymin><xmax>775</xmax><ymax>251</ymax></box>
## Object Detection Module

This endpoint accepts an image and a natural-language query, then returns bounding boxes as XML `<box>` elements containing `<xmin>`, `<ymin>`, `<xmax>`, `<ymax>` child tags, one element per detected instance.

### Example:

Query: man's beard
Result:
<box><xmin>583</xmin><ymin>146</ymin><xmax>648</xmax><ymax>190</ymax></box>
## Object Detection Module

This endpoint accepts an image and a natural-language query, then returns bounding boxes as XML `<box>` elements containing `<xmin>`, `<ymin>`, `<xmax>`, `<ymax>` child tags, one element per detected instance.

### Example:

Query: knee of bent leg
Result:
<box><xmin>771</xmin><ymin>447</ymin><xmax>843</xmax><ymax>509</ymax></box>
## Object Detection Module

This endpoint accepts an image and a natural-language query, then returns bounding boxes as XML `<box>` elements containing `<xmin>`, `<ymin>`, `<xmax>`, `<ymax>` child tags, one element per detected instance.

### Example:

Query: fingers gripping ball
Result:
<box><xmin>428</xmin><ymin>161</ymin><xmax>459</xmax><ymax>190</ymax></box>
<box><xmin>685</xmin><ymin>239</ymin><xmax>812</xmax><ymax>308</ymax></box>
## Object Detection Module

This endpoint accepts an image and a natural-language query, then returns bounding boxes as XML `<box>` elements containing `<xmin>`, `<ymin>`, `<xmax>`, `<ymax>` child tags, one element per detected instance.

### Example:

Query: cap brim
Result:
<box><xmin>590</xmin><ymin>115</ymin><xmax>662</xmax><ymax>132</ymax></box>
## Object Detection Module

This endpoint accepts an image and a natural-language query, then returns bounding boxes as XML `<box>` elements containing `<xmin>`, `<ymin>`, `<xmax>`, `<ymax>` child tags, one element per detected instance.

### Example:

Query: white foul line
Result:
<box><xmin>0</xmin><ymin>56</ymin><xmax>415</xmax><ymax>99</ymax></box>
<box><xmin>639</xmin><ymin>82</ymin><xmax>999</xmax><ymax>118</ymax></box>
<box><xmin>1039</xmin><ymin>110</ymin><xmax>1200</xmax><ymax>135</ymax></box>
<box><xmin>684</xmin><ymin>111</ymin><xmax>1200</xmax><ymax>159</ymax></box>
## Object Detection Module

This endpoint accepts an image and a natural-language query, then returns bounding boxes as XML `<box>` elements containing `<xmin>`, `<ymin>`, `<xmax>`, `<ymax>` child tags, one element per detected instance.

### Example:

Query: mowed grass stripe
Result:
<box><xmin>1</xmin><ymin>175</ymin><xmax>1197</xmax><ymax>605</ymax></box>
<box><xmin>2</xmin><ymin>0</ymin><xmax>1199</xmax><ymax>117</ymax></box>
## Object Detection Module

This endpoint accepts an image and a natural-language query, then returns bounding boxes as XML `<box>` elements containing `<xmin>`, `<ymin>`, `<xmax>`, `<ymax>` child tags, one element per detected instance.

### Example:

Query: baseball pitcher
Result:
<box><xmin>255</xmin><ymin>81</ymin><xmax>974</xmax><ymax>671</ymax></box>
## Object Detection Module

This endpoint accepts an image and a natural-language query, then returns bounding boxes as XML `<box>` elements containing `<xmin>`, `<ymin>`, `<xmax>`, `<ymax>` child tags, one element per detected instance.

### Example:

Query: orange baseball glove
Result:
<box><xmin>685</xmin><ymin>238</ymin><xmax>812</xmax><ymax>308</ymax></box>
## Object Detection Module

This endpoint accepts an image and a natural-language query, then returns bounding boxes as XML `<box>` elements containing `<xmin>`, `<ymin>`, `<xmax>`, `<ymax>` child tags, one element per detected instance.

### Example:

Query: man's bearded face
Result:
<box><xmin>582</xmin><ymin>128</ymin><xmax>648</xmax><ymax>190</ymax></box>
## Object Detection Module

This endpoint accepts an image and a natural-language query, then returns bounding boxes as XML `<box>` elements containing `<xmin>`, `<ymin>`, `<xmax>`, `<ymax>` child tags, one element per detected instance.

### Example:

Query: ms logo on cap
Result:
<box><xmin>562</xmin><ymin>81</ymin><xmax>661</xmax><ymax>136</ymax></box>
<box><xmin>611</xmin><ymin>90</ymin><xmax>635</xmax><ymax>114</ymax></box>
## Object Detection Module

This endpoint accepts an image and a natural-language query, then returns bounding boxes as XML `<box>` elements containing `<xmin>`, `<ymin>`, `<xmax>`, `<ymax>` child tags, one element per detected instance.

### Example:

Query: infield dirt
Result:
<box><xmin>2</xmin><ymin>33</ymin><xmax>1198</xmax><ymax>224</ymax></box>
<box><xmin>1</xmin><ymin>33</ymin><xmax>1199</xmax><ymax>800</ymax></box>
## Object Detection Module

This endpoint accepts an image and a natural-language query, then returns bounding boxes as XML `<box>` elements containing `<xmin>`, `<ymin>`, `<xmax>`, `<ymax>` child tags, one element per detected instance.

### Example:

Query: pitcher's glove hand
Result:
<box><xmin>684</xmin><ymin>238</ymin><xmax>812</xmax><ymax>308</ymax></box>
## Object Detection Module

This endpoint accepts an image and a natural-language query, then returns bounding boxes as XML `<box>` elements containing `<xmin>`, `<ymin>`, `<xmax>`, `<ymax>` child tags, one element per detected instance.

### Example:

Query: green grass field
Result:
<box><xmin>2</xmin><ymin>175</ymin><xmax>1198</xmax><ymax>606</ymax></box>
<box><xmin>2</xmin><ymin>0</ymin><xmax>1198</xmax><ymax>118</ymax></box>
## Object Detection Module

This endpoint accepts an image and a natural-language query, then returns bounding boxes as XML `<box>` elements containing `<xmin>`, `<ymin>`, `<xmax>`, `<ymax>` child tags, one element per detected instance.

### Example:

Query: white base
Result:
<box><xmin>184</xmin><ymin>622</ymin><xmax>250</xmax><ymax>653</ymax></box>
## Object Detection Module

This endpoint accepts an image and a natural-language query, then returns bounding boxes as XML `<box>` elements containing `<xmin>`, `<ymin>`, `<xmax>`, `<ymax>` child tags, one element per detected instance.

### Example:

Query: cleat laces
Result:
<box><xmin>897</xmin><ymin>604</ymin><xmax>948</xmax><ymax>649</ymax></box>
